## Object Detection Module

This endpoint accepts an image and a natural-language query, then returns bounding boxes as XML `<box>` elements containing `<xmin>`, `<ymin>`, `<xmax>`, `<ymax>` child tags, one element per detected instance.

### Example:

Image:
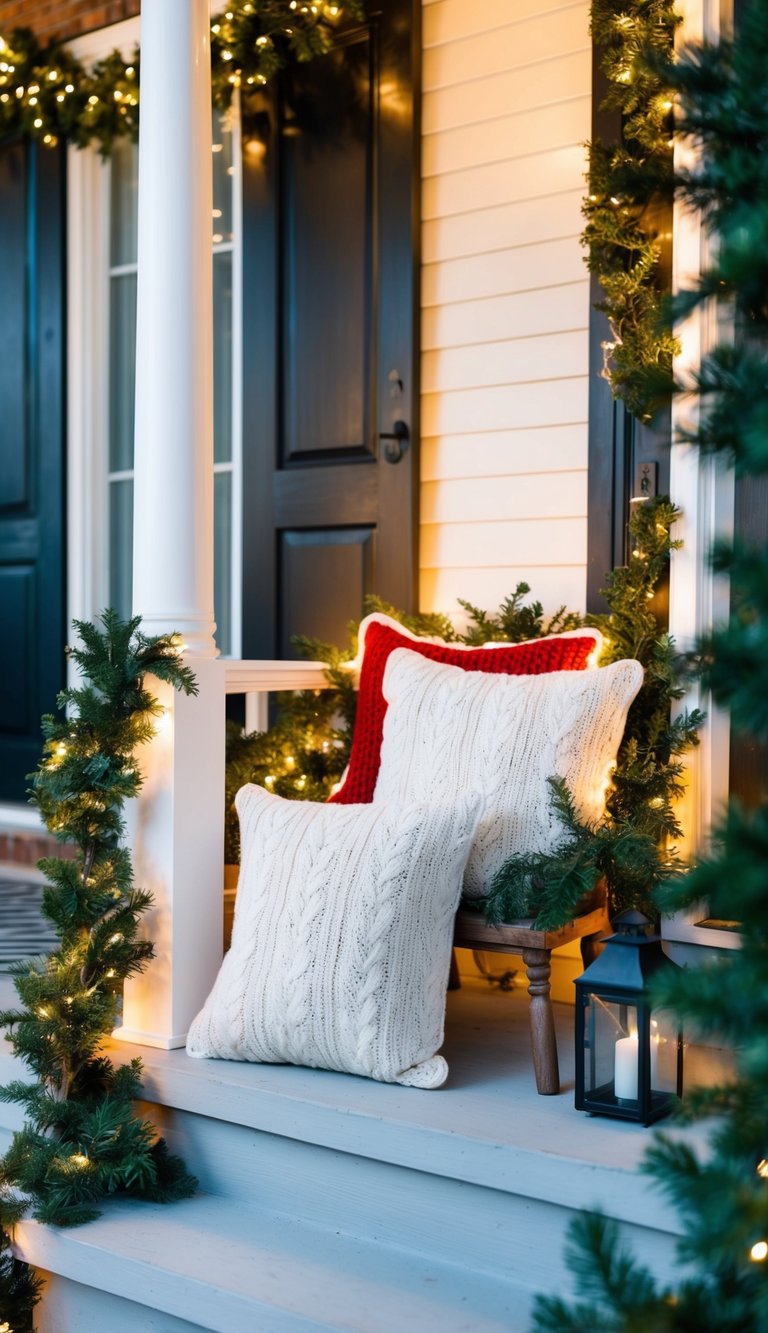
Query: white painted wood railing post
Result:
<box><xmin>119</xmin><ymin>0</ymin><xmax>225</xmax><ymax>1048</ymax></box>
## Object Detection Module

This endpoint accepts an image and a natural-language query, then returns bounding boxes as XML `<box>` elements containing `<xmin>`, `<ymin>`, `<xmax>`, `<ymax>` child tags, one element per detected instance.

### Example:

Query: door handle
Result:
<box><xmin>379</xmin><ymin>419</ymin><xmax>409</xmax><ymax>464</ymax></box>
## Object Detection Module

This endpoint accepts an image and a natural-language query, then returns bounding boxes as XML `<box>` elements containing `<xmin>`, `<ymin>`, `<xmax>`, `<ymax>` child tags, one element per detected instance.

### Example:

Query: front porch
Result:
<box><xmin>0</xmin><ymin>965</ymin><xmax>722</xmax><ymax>1331</ymax></box>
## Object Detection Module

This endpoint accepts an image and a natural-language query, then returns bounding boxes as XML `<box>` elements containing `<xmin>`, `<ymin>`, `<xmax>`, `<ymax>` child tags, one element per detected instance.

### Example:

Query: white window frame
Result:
<box><xmin>67</xmin><ymin>15</ymin><xmax>243</xmax><ymax>658</ymax></box>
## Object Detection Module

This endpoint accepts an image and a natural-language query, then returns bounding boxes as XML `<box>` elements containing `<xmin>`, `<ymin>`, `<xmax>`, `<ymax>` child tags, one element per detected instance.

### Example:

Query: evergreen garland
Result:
<box><xmin>533</xmin><ymin>2</ymin><xmax>768</xmax><ymax>1327</ymax></box>
<box><xmin>0</xmin><ymin>612</ymin><xmax>199</xmax><ymax>1331</ymax></box>
<box><xmin>584</xmin><ymin>0</ymin><xmax>680</xmax><ymax>421</ymax></box>
<box><xmin>484</xmin><ymin>495</ymin><xmax>702</xmax><ymax>929</ymax></box>
<box><xmin>0</xmin><ymin>0</ymin><xmax>363</xmax><ymax>156</ymax></box>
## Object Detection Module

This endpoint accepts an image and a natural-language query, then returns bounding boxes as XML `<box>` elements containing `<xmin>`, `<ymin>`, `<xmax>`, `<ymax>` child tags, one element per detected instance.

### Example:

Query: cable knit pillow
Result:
<box><xmin>187</xmin><ymin>784</ymin><xmax>481</xmax><ymax>1088</ymax></box>
<box><xmin>373</xmin><ymin>650</ymin><xmax>643</xmax><ymax>899</ymax></box>
<box><xmin>329</xmin><ymin>612</ymin><xmax>603</xmax><ymax>804</ymax></box>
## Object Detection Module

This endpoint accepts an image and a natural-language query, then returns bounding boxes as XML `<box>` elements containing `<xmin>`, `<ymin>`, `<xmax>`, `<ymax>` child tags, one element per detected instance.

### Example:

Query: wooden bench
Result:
<box><xmin>452</xmin><ymin>886</ymin><xmax>610</xmax><ymax>1096</ymax></box>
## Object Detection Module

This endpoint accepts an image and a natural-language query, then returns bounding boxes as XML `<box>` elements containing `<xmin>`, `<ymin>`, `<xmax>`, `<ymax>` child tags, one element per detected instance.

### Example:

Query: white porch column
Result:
<box><xmin>119</xmin><ymin>0</ymin><xmax>225</xmax><ymax>1049</ymax></box>
<box><xmin>132</xmin><ymin>0</ymin><xmax>216</xmax><ymax>657</ymax></box>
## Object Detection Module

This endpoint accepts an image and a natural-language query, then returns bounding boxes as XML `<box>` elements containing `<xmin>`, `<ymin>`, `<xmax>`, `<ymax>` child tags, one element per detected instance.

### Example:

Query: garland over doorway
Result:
<box><xmin>584</xmin><ymin>0</ymin><xmax>680</xmax><ymax>423</ymax></box>
<box><xmin>0</xmin><ymin>0</ymin><xmax>363</xmax><ymax>156</ymax></box>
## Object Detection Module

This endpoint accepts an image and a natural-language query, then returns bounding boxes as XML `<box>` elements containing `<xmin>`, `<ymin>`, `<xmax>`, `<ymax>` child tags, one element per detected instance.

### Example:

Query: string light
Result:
<box><xmin>0</xmin><ymin>3</ymin><xmax>361</xmax><ymax>153</ymax></box>
<box><xmin>750</xmin><ymin>1241</ymin><xmax>768</xmax><ymax>1262</ymax></box>
<box><xmin>757</xmin><ymin>1159</ymin><xmax>768</xmax><ymax>1179</ymax></box>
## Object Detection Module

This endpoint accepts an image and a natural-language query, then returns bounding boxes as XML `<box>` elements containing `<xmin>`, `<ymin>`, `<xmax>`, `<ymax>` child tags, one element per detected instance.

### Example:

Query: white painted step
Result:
<box><xmin>17</xmin><ymin>1191</ymin><xmax>529</xmax><ymax>1333</ymax></box>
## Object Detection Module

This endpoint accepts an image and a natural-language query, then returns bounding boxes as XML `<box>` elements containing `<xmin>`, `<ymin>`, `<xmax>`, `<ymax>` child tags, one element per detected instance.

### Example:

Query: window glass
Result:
<box><xmin>108</xmin><ymin>272</ymin><xmax>137</xmax><ymax>474</ymax></box>
<box><xmin>109</xmin><ymin>478</ymin><xmax>134</xmax><ymax>620</ymax></box>
<box><xmin>213</xmin><ymin>251</ymin><xmax>233</xmax><ymax>465</ymax></box>
<box><xmin>107</xmin><ymin>110</ymin><xmax>237</xmax><ymax>653</ymax></box>
<box><xmin>214</xmin><ymin>470</ymin><xmax>233</xmax><ymax>657</ymax></box>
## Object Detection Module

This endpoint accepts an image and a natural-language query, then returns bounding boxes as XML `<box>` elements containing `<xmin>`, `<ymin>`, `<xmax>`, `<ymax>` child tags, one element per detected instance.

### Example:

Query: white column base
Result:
<box><xmin>115</xmin><ymin>657</ymin><xmax>225</xmax><ymax>1049</ymax></box>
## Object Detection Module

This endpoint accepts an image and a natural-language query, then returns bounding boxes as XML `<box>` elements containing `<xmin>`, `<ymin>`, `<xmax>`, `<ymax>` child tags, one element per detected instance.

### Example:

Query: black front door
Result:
<box><xmin>241</xmin><ymin>0</ymin><xmax>420</xmax><ymax>657</ymax></box>
<box><xmin>0</xmin><ymin>138</ymin><xmax>66</xmax><ymax>802</ymax></box>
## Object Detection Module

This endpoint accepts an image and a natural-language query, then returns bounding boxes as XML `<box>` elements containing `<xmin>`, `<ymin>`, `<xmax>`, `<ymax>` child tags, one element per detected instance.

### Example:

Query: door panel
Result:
<box><xmin>242</xmin><ymin>0</ymin><xmax>419</xmax><ymax>658</ymax></box>
<box><xmin>0</xmin><ymin>138</ymin><xmax>66</xmax><ymax>801</ymax></box>
<box><xmin>280</xmin><ymin>528</ymin><xmax>375</xmax><ymax>657</ymax></box>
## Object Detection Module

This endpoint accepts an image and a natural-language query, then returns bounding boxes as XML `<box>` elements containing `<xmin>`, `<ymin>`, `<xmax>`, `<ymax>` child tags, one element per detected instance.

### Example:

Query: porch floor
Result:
<box><xmin>103</xmin><ymin>972</ymin><xmax>717</xmax><ymax>1234</ymax></box>
<box><xmin>1</xmin><ymin>970</ymin><xmax>723</xmax><ymax>1330</ymax></box>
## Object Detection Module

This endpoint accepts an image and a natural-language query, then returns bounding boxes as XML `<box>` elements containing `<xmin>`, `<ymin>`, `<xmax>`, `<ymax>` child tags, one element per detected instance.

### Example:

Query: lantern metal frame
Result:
<box><xmin>574</xmin><ymin>910</ymin><xmax>684</xmax><ymax>1125</ymax></box>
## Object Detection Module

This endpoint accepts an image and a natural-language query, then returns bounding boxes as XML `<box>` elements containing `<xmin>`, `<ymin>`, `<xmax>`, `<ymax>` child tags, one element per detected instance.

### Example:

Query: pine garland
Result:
<box><xmin>584</xmin><ymin>0</ymin><xmax>681</xmax><ymax>421</ymax></box>
<box><xmin>0</xmin><ymin>0</ymin><xmax>364</xmax><ymax>156</ymax></box>
<box><xmin>484</xmin><ymin>495</ymin><xmax>702</xmax><ymax>928</ymax></box>
<box><xmin>534</xmin><ymin>2</ymin><xmax>768</xmax><ymax>1327</ymax></box>
<box><xmin>0</xmin><ymin>612</ymin><xmax>199</xmax><ymax>1330</ymax></box>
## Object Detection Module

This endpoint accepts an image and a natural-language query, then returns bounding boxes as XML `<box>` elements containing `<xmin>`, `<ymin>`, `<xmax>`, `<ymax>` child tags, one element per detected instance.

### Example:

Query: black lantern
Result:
<box><xmin>575</xmin><ymin>910</ymin><xmax>683</xmax><ymax>1125</ymax></box>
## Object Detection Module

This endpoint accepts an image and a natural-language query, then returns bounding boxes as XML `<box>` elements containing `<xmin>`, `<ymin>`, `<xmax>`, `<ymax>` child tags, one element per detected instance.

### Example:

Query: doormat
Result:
<box><xmin>0</xmin><ymin>878</ymin><xmax>58</xmax><ymax>970</ymax></box>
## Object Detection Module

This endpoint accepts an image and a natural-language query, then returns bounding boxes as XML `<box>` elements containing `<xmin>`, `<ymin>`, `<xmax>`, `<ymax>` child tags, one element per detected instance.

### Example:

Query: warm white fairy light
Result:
<box><xmin>750</xmin><ymin>1241</ymin><xmax>768</xmax><ymax>1262</ymax></box>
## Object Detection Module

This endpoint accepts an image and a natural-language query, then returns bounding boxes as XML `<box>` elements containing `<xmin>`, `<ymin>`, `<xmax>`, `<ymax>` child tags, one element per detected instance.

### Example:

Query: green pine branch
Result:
<box><xmin>484</xmin><ymin>496</ymin><xmax>701</xmax><ymax>929</ymax></box>
<box><xmin>0</xmin><ymin>612</ymin><xmax>199</xmax><ymax>1326</ymax></box>
<box><xmin>583</xmin><ymin>0</ymin><xmax>681</xmax><ymax>422</ymax></box>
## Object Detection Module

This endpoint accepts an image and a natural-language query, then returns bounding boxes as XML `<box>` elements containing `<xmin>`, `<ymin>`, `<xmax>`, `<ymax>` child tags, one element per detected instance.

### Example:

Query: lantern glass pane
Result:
<box><xmin>584</xmin><ymin>995</ymin><xmax>639</xmax><ymax>1104</ymax></box>
<box><xmin>650</xmin><ymin>1008</ymin><xmax>679</xmax><ymax>1095</ymax></box>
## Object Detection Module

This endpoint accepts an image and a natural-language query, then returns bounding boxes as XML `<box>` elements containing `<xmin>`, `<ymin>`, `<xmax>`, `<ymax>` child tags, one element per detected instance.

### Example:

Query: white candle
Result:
<box><xmin>614</xmin><ymin>1034</ymin><xmax>638</xmax><ymax>1100</ymax></box>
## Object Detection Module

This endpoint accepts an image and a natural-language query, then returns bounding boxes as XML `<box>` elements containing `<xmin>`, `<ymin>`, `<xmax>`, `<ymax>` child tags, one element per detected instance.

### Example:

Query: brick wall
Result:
<box><xmin>0</xmin><ymin>828</ymin><xmax>76</xmax><ymax>865</ymax></box>
<box><xmin>0</xmin><ymin>0</ymin><xmax>139</xmax><ymax>43</ymax></box>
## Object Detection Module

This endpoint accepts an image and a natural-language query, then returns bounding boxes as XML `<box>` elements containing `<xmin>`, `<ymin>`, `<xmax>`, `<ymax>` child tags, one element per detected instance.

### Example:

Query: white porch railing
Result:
<box><xmin>230</xmin><ymin>660</ymin><xmax>330</xmax><ymax>734</ymax></box>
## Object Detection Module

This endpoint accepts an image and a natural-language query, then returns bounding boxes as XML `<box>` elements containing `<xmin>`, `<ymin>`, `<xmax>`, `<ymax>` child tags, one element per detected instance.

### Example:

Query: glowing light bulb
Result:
<box><xmin>70</xmin><ymin>1153</ymin><xmax>89</xmax><ymax>1169</ymax></box>
<box><xmin>109</xmin><ymin>933</ymin><xmax>122</xmax><ymax>945</ymax></box>
<box><xmin>750</xmin><ymin>1241</ymin><xmax>768</xmax><ymax>1262</ymax></box>
<box><xmin>757</xmin><ymin>1159</ymin><xmax>768</xmax><ymax>1179</ymax></box>
<box><xmin>65</xmin><ymin>83</ymin><xmax>74</xmax><ymax>93</ymax></box>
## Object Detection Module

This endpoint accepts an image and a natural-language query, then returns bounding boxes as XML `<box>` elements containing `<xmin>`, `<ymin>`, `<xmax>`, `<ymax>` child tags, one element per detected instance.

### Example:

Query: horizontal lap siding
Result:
<box><xmin>420</xmin><ymin>0</ymin><xmax>591</xmax><ymax>625</ymax></box>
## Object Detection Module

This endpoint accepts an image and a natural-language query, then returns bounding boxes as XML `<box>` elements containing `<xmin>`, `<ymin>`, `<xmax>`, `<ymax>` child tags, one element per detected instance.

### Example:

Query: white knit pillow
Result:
<box><xmin>187</xmin><ymin>785</ymin><xmax>481</xmax><ymax>1088</ymax></box>
<box><xmin>374</xmin><ymin>651</ymin><xmax>644</xmax><ymax>899</ymax></box>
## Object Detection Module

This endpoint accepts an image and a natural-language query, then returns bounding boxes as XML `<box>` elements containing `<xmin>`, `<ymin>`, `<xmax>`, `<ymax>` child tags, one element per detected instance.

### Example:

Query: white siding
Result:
<box><xmin>420</xmin><ymin>0</ymin><xmax>592</xmax><ymax>623</ymax></box>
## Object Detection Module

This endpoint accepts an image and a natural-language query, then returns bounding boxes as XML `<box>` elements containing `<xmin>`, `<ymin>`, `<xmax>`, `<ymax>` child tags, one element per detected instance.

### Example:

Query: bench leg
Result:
<box><xmin>447</xmin><ymin>949</ymin><xmax>461</xmax><ymax>990</ymax></box>
<box><xmin>522</xmin><ymin>947</ymin><xmax>559</xmax><ymax>1095</ymax></box>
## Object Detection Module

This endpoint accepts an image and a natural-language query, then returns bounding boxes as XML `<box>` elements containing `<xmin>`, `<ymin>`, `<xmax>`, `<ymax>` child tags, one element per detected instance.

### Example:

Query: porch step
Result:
<box><xmin>16</xmin><ymin>1191</ymin><xmax>526</xmax><ymax>1333</ymax></box>
<box><xmin>0</xmin><ymin>980</ymin><xmax>705</xmax><ymax>1330</ymax></box>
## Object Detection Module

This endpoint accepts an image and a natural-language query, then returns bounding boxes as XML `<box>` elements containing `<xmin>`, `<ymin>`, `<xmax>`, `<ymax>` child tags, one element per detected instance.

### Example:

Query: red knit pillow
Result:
<box><xmin>329</xmin><ymin>614</ymin><xmax>603</xmax><ymax>805</ymax></box>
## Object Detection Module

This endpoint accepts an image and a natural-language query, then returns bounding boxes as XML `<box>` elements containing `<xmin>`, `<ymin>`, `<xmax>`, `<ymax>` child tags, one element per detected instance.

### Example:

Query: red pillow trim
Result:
<box><xmin>330</xmin><ymin>616</ymin><xmax>603</xmax><ymax>805</ymax></box>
